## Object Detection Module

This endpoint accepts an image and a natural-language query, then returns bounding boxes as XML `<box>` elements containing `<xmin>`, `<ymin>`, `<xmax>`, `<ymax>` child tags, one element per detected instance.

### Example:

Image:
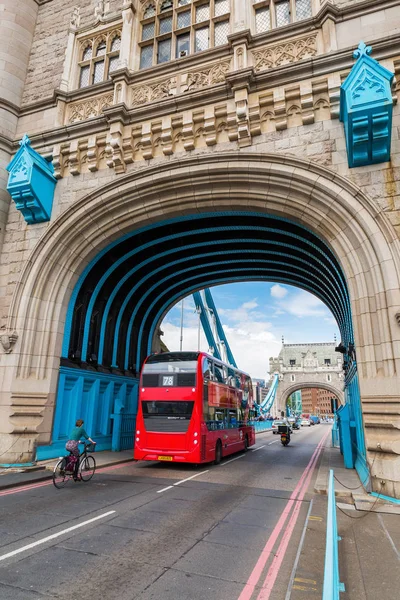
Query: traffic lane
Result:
<box><xmin>0</xmin><ymin>427</ymin><xmax>326</xmax><ymax>600</ymax></box>
<box><xmin>0</xmin><ymin>426</ymin><xmax>324</xmax><ymax>550</ymax></box>
<box><xmin>0</xmin><ymin>484</ymin><xmax>310</xmax><ymax>600</ymax></box>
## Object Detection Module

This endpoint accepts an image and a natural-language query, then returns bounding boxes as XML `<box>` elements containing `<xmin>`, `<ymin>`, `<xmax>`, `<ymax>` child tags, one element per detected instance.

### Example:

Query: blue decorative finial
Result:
<box><xmin>19</xmin><ymin>134</ymin><xmax>31</xmax><ymax>147</ymax></box>
<box><xmin>353</xmin><ymin>41</ymin><xmax>372</xmax><ymax>60</ymax></box>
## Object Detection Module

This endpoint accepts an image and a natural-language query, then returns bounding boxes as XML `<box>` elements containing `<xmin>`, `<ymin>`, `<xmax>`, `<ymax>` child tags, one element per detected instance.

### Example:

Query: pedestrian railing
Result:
<box><xmin>323</xmin><ymin>469</ymin><xmax>345</xmax><ymax>600</ymax></box>
<box><xmin>249</xmin><ymin>421</ymin><xmax>273</xmax><ymax>433</ymax></box>
<box><xmin>332</xmin><ymin>420</ymin><xmax>340</xmax><ymax>448</ymax></box>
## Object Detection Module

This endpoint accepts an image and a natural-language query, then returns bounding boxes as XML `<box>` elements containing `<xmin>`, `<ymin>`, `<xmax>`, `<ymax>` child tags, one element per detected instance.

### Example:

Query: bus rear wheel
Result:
<box><xmin>244</xmin><ymin>434</ymin><xmax>249</xmax><ymax>452</ymax></box>
<box><xmin>214</xmin><ymin>441</ymin><xmax>222</xmax><ymax>465</ymax></box>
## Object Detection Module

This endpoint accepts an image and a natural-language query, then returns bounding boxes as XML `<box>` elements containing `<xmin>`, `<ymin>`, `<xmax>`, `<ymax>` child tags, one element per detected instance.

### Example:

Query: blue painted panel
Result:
<box><xmin>6</xmin><ymin>135</ymin><xmax>56</xmax><ymax>223</ymax></box>
<box><xmin>36</xmin><ymin>367</ymin><xmax>139</xmax><ymax>460</ymax></box>
<box><xmin>340</xmin><ymin>42</ymin><xmax>394</xmax><ymax>168</ymax></box>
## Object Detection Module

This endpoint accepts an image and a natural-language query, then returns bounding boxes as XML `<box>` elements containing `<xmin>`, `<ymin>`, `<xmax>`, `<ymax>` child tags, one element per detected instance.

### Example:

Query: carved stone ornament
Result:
<box><xmin>70</xmin><ymin>6</ymin><xmax>80</xmax><ymax>29</ymax></box>
<box><xmin>68</xmin><ymin>93</ymin><xmax>114</xmax><ymax>123</ymax></box>
<box><xmin>0</xmin><ymin>332</ymin><xmax>18</xmax><ymax>354</ymax></box>
<box><xmin>252</xmin><ymin>34</ymin><xmax>318</xmax><ymax>73</ymax></box>
<box><xmin>131</xmin><ymin>78</ymin><xmax>176</xmax><ymax>107</ymax></box>
<box><xmin>95</xmin><ymin>0</ymin><xmax>109</xmax><ymax>19</ymax></box>
<box><xmin>184</xmin><ymin>61</ymin><xmax>231</xmax><ymax>92</ymax></box>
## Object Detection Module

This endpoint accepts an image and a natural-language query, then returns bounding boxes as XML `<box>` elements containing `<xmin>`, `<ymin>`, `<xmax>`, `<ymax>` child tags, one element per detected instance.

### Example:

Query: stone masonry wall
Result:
<box><xmin>0</xmin><ymin>98</ymin><xmax>399</xmax><ymax>328</ymax></box>
<box><xmin>21</xmin><ymin>0</ymin><xmax>124</xmax><ymax>107</ymax></box>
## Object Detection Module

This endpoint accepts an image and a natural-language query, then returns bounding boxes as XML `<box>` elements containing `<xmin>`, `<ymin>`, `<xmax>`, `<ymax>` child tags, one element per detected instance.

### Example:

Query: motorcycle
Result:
<box><xmin>278</xmin><ymin>424</ymin><xmax>291</xmax><ymax>446</ymax></box>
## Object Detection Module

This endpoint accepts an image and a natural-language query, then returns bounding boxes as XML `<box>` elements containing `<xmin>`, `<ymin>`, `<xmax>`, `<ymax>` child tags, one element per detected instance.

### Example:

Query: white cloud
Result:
<box><xmin>160</xmin><ymin>320</ymin><xmax>281</xmax><ymax>379</ymax></box>
<box><xmin>278</xmin><ymin>290</ymin><xmax>328</xmax><ymax>318</ymax></box>
<box><xmin>242</xmin><ymin>299</ymin><xmax>258</xmax><ymax>310</ymax></box>
<box><xmin>161</xmin><ymin>296</ymin><xmax>280</xmax><ymax>379</ymax></box>
<box><xmin>271</xmin><ymin>284</ymin><xmax>288</xmax><ymax>299</ymax></box>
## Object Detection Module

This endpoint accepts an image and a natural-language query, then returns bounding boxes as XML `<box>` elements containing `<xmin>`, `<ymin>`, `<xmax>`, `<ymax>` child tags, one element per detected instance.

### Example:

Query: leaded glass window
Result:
<box><xmin>108</xmin><ymin>56</ymin><xmax>120</xmax><ymax>72</ymax></box>
<box><xmin>176</xmin><ymin>32</ymin><xmax>190</xmax><ymax>57</ymax></box>
<box><xmin>96</xmin><ymin>41</ymin><xmax>107</xmax><ymax>56</ymax></box>
<box><xmin>214</xmin><ymin>20</ymin><xmax>229</xmax><ymax>46</ymax></box>
<box><xmin>79</xmin><ymin>65</ymin><xmax>90</xmax><ymax>88</ymax></box>
<box><xmin>196</xmin><ymin>4</ymin><xmax>210</xmax><ymax>23</ymax></box>
<box><xmin>195</xmin><ymin>26</ymin><xmax>209</xmax><ymax>52</ymax></box>
<box><xmin>177</xmin><ymin>10</ymin><xmax>191</xmax><ymax>28</ymax></box>
<box><xmin>142</xmin><ymin>22</ymin><xmax>155</xmax><ymax>41</ymax></box>
<box><xmin>78</xmin><ymin>30</ymin><xmax>121</xmax><ymax>88</ymax></box>
<box><xmin>160</xmin><ymin>16</ymin><xmax>173</xmax><ymax>34</ymax></box>
<box><xmin>93</xmin><ymin>60</ymin><xmax>105</xmax><ymax>83</ymax></box>
<box><xmin>111</xmin><ymin>37</ymin><xmax>121</xmax><ymax>52</ymax></box>
<box><xmin>214</xmin><ymin>0</ymin><xmax>229</xmax><ymax>17</ymax></box>
<box><xmin>275</xmin><ymin>1</ymin><xmax>290</xmax><ymax>27</ymax></box>
<box><xmin>255</xmin><ymin>7</ymin><xmax>270</xmax><ymax>33</ymax></box>
<box><xmin>158</xmin><ymin>37</ymin><xmax>172</xmax><ymax>62</ymax></box>
<box><xmin>144</xmin><ymin>4</ymin><xmax>156</xmax><ymax>18</ymax></box>
<box><xmin>160</xmin><ymin>0</ymin><xmax>173</xmax><ymax>11</ymax></box>
<box><xmin>253</xmin><ymin>0</ymin><xmax>312</xmax><ymax>32</ymax></box>
<box><xmin>140</xmin><ymin>44</ymin><xmax>154</xmax><ymax>69</ymax></box>
<box><xmin>139</xmin><ymin>1</ymin><xmax>230</xmax><ymax>69</ymax></box>
<box><xmin>82</xmin><ymin>45</ymin><xmax>92</xmax><ymax>61</ymax></box>
<box><xmin>295</xmin><ymin>0</ymin><xmax>311</xmax><ymax>21</ymax></box>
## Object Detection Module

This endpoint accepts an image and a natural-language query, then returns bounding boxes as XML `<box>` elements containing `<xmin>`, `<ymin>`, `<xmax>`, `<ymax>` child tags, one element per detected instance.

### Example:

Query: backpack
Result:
<box><xmin>65</xmin><ymin>455</ymin><xmax>77</xmax><ymax>472</ymax></box>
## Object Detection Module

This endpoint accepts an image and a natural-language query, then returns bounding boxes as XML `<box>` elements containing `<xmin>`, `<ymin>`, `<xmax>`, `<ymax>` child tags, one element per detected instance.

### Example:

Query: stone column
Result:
<box><xmin>0</xmin><ymin>0</ymin><xmax>39</xmax><ymax>253</ymax></box>
<box><xmin>0</xmin><ymin>0</ymin><xmax>39</xmax><ymax>464</ymax></box>
<box><xmin>233</xmin><ymin>0</ymin><xmax>250</xmax><ymax>33</ymax></box>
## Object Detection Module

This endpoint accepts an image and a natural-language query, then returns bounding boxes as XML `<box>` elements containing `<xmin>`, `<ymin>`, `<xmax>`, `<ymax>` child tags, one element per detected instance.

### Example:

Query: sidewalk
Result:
<box><xmin>0</xmin><ymin>449</ymin><xmax>134</xmax><ymax>491</ymax></box>
<box><xmin>290</xmin><ymin>434</ymin><xmax>400</xmax><ymax>600</ymax></box>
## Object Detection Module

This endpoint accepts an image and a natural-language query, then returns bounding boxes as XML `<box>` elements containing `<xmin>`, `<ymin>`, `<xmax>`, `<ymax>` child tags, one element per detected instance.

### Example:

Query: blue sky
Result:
<box><xmin>161</xmin><ymin>282</ymin><xmax>339</xmax><ymax>380</ymax></box>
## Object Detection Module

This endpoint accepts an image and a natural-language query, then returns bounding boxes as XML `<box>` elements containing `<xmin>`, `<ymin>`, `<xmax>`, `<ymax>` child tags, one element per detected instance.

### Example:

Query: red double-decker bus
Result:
<box><xmin>134</xmin><ymin>351</ymin><xmax>256</xmax><ymax>464</ymax></box>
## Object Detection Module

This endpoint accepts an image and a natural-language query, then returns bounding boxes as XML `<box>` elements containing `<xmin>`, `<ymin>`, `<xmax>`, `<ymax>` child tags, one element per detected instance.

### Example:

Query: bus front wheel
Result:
<box><xmin>244</xmin><ymin>434</ymin><xmax>249</xmax><ymax>452</ymax></box>
<box><xmin>214</xmin><ymin>441</ymin><xmax>222</xmax><ymax>465</ymax></box>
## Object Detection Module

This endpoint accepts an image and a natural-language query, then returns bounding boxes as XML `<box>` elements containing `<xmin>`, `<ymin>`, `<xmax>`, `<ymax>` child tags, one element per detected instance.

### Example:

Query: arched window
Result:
<box><xmin>144</xmin><ymin>4</ymin><xmax>156</xmax><ymax>18</ymax></box>
<box><xmin>78</xmin><ymin>32</ymin><xmax>121</xmax><ymax>88</ymax></box>
<box><xmin>139</xmin><ymin>0</ymin><xmax>231</xmax><ymax>70</ymax></box>
<box><xmin>252</xmin><ymin>0</ymin><xmax>312</xmax><ymax>34</ymax></box>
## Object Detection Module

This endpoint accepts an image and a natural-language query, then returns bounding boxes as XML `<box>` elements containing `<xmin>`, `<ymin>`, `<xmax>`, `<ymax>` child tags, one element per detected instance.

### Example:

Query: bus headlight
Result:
<box><xmin>194</xmin><ymin>432</ymin><xmax>198</xmax><ymax>437</ymax></box>
<box><xmin>194</xmin><ymin>440</ymin><xmax>198</xmax><ymax>445</ymax></box>
<box><xmin>136</xmin><ymin>430</ymin><xmax>140</xmax><ymax>435</ymax></box>
<box><xmin>136</xmin><ymin>437</ymin><xmax>140</xmax><ymax>442</ymax></box>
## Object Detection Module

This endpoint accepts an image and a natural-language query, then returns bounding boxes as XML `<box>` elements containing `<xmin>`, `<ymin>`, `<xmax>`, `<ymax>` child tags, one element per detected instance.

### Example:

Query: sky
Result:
<box><xmin>160</xmin><ymin>282</ymin><xmax>339</xmax><ymax>381</ymax></box>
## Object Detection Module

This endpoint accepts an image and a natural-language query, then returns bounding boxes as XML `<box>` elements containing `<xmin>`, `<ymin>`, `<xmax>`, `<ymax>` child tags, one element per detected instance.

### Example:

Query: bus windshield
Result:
<box><xmin>143</xmin><ymin>361</ymin><xmax>197</xmax><ymax>374</ymax></box>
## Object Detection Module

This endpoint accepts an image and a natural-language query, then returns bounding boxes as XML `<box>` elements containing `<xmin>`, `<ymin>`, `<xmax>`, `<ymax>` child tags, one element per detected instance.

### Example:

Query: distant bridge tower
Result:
<box><xmin>270</xmin><ymin>343</ymin><xmax>345</xmax><ymax>415</ymax></box>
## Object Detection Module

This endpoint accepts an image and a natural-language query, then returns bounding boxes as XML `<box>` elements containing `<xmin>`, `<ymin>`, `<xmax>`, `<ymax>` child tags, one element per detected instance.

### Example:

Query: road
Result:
<box><xmin>0</xmin><ymin>425</ymin><xmax>329</xmax><ymax>600</ymax></box>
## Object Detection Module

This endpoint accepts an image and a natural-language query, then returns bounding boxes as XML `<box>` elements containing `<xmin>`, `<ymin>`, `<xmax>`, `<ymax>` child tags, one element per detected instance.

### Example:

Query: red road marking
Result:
<box><xmin>0</xmin><ymin>460</ymin><xmax>134</xmax><ymax>497</ymax></box>
<box><xmin>256</xmin><ymin>430</ymin><xmax>328</xmax><ymax>599</ymax></box>
<box><xmin>238</xmin><ymin>430</ymin><xmax>330</xmax><ymax>600</ymax></box>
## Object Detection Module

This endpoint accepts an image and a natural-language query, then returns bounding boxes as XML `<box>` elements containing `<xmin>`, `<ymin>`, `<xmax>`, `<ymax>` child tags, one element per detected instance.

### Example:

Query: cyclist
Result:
<box><xmin>66</xmin><ymin>419</ymin><xmax>96</xmax><ymax>481</ymax></box>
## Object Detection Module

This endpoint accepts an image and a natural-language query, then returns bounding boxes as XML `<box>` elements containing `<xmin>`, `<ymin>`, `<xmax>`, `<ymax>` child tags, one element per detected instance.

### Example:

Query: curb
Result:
<box><xmin>0</xmin><ymin>457</ymin><xmax>135</xmax><ymax>492</ymax></box>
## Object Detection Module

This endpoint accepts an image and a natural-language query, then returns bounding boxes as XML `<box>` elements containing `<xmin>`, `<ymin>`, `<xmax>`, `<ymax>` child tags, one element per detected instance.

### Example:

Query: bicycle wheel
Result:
<box><xmin>53</xmin><ymin>457</ymin><xmax>71</xmax><ymax>489</ymax></box>
<box><xmin>79</xmin><ymin>455</ymin><xmax>96</xmax><ymax>481</ymax></box>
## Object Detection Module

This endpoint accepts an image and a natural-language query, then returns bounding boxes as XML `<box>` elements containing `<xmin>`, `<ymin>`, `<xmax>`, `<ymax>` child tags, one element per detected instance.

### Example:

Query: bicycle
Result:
<box><xmin>53</xmin><ymin>442</ymin><xmax>96</xmax><ymax>489</ymax></box>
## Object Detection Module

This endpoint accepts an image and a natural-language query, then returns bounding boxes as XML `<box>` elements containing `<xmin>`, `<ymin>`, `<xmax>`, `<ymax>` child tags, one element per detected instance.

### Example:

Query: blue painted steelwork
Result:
<box><xmin>6</xmin><ymin>135</ymin><xmax>57</xmax><ymax>224</ymax></box>
<box><xmin>332</xmin><ymin>417</ymin><xmax>340</xmax><ymax>448</ymax></box>
<box><xmin>192</xmin><ymin>291</ymin><xmax>222</xmax><ymax>361</ymax></box>
<box><xmin>323</xmin><ymin>469</ymin><xmax>345</xmax><ymax>599</ymax></box>
<box><xmin>36</xmin><ymin>367</ymin><xmax>138</xmax><ymax>460</ymax></box>
<box><xmin>64</xmin><ymin>215</ymin><xmax>352</xmax><ymax>362</ymax></box>
<box><xmin>204</xmin><ymin>288</ymin><xmax>237</xmax><ymax>367</ymax></box>
<box><xmin>260</xmin><ymin>374</ymin><xmax>279</xmax><ymax>414</ymax></box>
<box><xmin>340</xmin><ymin>42</ymin><xmax>394</xmax><ymax>168</ymax></box>
<box><xmin>192</xmin><ymin>289</ymin><xmax>237</xmax><ymax>366</ymax></box>
<box><xmin>0</xmin><ymin>462</ymin><xmax>36</xmax><ymax>468</ymax></box>
<box><xmin>370</xmin><ymin>492</ymin><xmax>400</xmax><ymax>505</ymax></box>
<box><xmin>56</xmin><ymin>210</ymin><xmax>365</xmax><ymax>467</ymax></box>
<box><xmin>249</xmin><ymin>421</ymin><xmax>273</xmax><ymax>433</ymax></box>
